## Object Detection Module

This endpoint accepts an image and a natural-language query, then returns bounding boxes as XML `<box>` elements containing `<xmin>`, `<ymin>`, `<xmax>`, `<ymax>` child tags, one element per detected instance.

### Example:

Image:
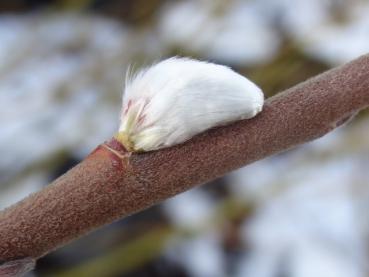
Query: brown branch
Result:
<box><xmin>0</xmin><ymin>258</ymin><xmax>35</xmax><ymax>277</ymax></box>
<box><xmin>1</xmin><ymin>54</ymin><xmax>369</xmax><ymax>270</ymax></box>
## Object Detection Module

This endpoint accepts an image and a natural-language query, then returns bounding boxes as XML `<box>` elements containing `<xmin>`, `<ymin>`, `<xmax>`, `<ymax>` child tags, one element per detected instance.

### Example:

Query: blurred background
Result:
<box><xmin>1</xmin><ymin>0</ymin><xmax>369</xmax><ymax>276</ymax></box>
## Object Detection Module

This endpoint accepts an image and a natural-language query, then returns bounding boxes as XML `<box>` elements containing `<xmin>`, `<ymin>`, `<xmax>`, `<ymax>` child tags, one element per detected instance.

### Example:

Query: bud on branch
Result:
<box><xmin>1</xmin><ymin>54</ymin><xmax>369</xmax><ymax>276</ymax></box>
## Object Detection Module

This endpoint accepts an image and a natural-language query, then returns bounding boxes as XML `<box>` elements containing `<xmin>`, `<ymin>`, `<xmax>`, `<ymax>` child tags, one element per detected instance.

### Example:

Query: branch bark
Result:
<box><xmin>1</xmin><ymin>54</ymin><xmax>369</xmax><ymax>271</ymax></box>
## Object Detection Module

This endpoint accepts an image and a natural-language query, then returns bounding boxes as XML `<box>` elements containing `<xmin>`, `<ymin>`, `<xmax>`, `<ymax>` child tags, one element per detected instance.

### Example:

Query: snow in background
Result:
<box><xmin>1</xmin><ymin>1</ymin><xmax>369</xmax><ymax>276</ymax></box>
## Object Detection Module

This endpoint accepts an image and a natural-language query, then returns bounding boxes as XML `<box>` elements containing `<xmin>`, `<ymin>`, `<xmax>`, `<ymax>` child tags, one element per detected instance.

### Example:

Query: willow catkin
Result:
<box><xmin>117</xmin><ymin>57</ymin><xmax>264</xmax><ymax>151</ymax></box>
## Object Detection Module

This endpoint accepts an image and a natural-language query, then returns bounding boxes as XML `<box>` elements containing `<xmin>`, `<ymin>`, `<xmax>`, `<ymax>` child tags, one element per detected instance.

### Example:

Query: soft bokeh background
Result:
<box><xmin>1</xmin><ymin>0</ymin><xmax>369</xmax><ymax>276</ymax></box>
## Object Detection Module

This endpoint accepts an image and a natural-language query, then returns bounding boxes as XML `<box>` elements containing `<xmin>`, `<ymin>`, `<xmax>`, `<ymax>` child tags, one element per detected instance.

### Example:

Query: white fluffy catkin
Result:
<box><xmin>117</xmin><ymin>57</ymin><xmax>264</xmax><ymax>152</ymax></box>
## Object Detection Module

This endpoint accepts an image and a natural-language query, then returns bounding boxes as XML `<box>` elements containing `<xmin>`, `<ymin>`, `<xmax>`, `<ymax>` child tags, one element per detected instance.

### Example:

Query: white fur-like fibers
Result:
<box><xmin>118</xmin><ymin>57</ymin><xmax>264</xmax><ymax>152</ymax></box>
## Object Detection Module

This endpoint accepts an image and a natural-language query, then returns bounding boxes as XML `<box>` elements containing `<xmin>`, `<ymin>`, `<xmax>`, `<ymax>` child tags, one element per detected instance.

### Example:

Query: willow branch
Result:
<box><xmin>1</xmin><ymin>54</ymin><xmax>369</xmax><ymax>268</ymax></box>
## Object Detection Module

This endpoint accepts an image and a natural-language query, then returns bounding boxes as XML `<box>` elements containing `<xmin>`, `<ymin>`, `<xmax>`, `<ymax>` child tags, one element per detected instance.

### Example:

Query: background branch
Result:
<box><xmin>1</xmin><ymin>54</ymin><xmax>369</xmax><ymax>273</ymax></box>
